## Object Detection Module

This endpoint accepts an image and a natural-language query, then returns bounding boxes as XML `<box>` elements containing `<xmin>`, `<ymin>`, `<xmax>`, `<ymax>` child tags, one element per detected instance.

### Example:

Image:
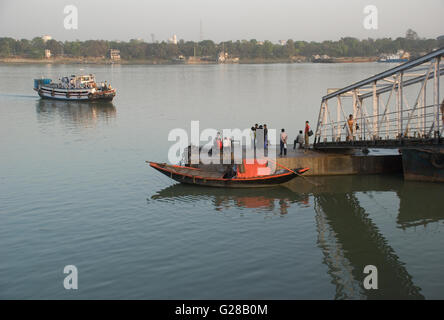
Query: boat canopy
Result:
<box><xmin>33</xmin><ymin>78</ymin><xmax>51</xmax><ymax>89</ymax></box>
<box><xmin>236</xmin><ymin>159</ymin><xmax>271</xmax><ymax>178</ymax></box>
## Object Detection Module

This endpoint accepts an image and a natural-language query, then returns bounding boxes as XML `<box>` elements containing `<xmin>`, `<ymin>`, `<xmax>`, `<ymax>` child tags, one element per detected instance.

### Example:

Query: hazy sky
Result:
<box><xmin>1</xmin><ymin>0</ymin><xmax>443</xmax><ymax>42</ymax></box>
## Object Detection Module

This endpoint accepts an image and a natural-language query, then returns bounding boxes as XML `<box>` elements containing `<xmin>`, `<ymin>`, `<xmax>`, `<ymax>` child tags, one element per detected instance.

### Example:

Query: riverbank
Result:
<box><xmin>0</xmin><ymin>56</ymin><xmax>169</xmax><ymax>65</ymax></box>
<box><xmin>0</xmin><ymin>56</ymin><xmax>379</xmax><ymax>65</ymax></box>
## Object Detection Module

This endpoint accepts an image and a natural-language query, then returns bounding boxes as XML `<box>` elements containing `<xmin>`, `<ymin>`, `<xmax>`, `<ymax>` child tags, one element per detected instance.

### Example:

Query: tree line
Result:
<box><xmin>0</xmin><ymin>30</ymin><xmax>443</xmax><ymax>60</ymax></box>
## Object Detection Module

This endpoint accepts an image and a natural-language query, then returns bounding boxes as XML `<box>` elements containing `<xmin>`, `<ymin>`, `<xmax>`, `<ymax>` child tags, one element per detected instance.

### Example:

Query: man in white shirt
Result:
<box><xmin>223</xmin><ymin>137</ymin><xmax>231</xmax><ymax>149</ymax></box>
<box><xmin>280</xmin><ymin>128</ymin><xmax>288</xmax><ymax>156</ymax></box>
<box><xmin>294</xmin><ymin>130</ymin><xmax>304</xmax><ymax>149</ymax></box>
<box><xmin>223</xmin><ymin>137</ymin><xmax>231</xmax><ymax>163</ymax></box>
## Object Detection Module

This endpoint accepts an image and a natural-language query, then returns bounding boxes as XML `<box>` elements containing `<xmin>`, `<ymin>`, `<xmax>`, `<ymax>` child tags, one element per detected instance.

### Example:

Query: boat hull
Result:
<box><xmin>149</xmin><ymin>162</ymin><xmax>308</xmax><ymax>188</ymax></box>
<box><xmin>401</xmin><ymin>148</ymin><xmax>444</xmax><ymax>182</ymax></box>
<box><xmin>35</xmin><ymin>87</ymin><xmax>116</xmax><ymax>102</ymax></box>
<box><xmin>377</xmin><ymin>58</ymin><xmax>409</xmax><ymax>63</ymax></box>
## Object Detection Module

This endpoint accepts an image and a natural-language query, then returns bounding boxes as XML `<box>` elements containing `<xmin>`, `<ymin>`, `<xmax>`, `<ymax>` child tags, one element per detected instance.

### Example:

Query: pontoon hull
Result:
<box><xmin>402</xmin><ymin>148</ymin><xmax>444</xmax><ymax>182</ymax></box>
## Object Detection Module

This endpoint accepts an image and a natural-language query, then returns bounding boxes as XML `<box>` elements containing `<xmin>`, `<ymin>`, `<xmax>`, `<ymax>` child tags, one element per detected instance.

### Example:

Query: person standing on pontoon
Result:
<box><xmin>344</xmin><ymin>114</ymin><xmax>354</xmax><ymax>141</ymax></box>
<box><xmin>441</xmin><ymin>98</ymin><xmax>444</xmax><ymax>126</ymax></box>
<box><xmin>304</xmin><ymin>121</ymin><xmax>310</xmax><ymax>148</ymax></box>
<box><xmin>294</xmin><ymin>130</ymin><xmax>304</xmax><ymax>149</ymax></box>
<box><xmin>280</xmin><ymin>128</ymin><xmax>288</xmax><ymax>156</ymax></box>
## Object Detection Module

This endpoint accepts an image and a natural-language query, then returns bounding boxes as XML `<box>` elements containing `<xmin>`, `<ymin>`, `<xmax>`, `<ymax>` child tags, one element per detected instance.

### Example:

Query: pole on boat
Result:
<box><xmin>266</xmin><ymin>158</ymin><xmax>320</xmax><ymax>187</ymax></box>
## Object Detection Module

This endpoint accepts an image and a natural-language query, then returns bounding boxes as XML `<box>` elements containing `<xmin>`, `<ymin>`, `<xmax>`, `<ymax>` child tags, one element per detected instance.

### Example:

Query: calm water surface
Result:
<box><xmin>0</xmin><ymin>63</ymin><xmax>443</xmax><ymax>299</ymax></box>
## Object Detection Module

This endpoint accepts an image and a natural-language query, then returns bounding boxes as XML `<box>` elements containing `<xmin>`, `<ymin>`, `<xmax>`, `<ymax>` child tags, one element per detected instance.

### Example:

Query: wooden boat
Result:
<box><xmin>148</xmin><ymin>160</ymin><xmax>309</xmax><ymax>188</ymax></box>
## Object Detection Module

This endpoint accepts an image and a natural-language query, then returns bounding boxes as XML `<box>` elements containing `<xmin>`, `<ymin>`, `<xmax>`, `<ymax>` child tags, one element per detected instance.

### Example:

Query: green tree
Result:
<box><xmin>45</xmin><ymin>39</ymin><xmax>63</xmax><ymax>55</ymax></box>
<box><xmin>0</xmin><ymin>38</ymin><xmax>14</xmax><ymax>57</ymax></box>
<box><xmin>406</xmin><ymin>29</ymin><xmax>419</xmax><ymax>41</ymax></box>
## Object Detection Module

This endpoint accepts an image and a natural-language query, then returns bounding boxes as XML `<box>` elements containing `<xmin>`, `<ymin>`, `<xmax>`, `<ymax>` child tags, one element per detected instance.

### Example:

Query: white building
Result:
<box><xmin>41</xmin><ymin>35</ymin><xmax>52</xmax><ymax>43</ymax></box>
<box><xmin>168</xmin><ymin>34</ymin><xmax>178</xmax><ymax>45</ymax></box>
<box><xmin>108</xmin><ymin>49</ymin><xmax>120</xmax><ymax>61</ymax></box>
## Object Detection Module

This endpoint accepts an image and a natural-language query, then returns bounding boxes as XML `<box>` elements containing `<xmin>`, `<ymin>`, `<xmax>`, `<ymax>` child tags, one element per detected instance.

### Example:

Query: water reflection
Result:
<box><xmin>35</xmin><ymin>99</ymin><xmax>116</xmax><ymax>128</ymax></box>
<box><xmin>295</xmin><ymin>175</ymin><xmax>441</xmax><ymax>299</ymax></box>
<box><xmin>286</xmin><ymin>174</ymin><xmax>444</xmax><ymax>229</ymax></box>
<box><xmin>396</xmin><ymin>181</ymin><xmax>444</xmax><ymax>229</ymax></box>
<box><xmin>151</xmin><ymin>184</ymin><xmax>309</xmax><ymax>215</ymax></box>
<box><xmin>150</xmin><ymin>174</ymin><xmax>444</xmax><ymax>299</ymax></box>
<box><xmin>314</xmin><ymin>192</ymin><xmax>424</xmax><ymax>299</ymax></box>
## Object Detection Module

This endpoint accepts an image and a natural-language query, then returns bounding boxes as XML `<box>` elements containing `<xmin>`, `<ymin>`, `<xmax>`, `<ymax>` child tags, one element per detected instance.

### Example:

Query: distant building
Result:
<box><xmin>44</xmin><ymin>49</ymin><xmax>51</xmax><ymax>59</ymax></box>
<box><xmin>278</xmin><ymin>40</ymin><xmax>287</xmax><ymax>46</ymax></box>
<box><xmin>311</xmin><ymin>54</ymin><xmax>333</xmax><ymax>63</ymax></box>
<box><xmin>108</xmin><ymin>49</ymin><xmax>121</xmax><ymax>61</ymax></box>
<box><xmin>41</xmin><ymin>35</ymin><xmax>52</xmax><ymax>43</ymax></box>
<box><xmin>400</xmin><ymin>50</ymin><xmax>410</xmax><ymax>60</ymax></box>
<box><xmin>217</xmin><ymin>51</ymin><xmax>239</xmax><ymax>64</ymax></box>
<box><xmin>218</xmin><ymin>51</ymin><xmax>227</xmax><ymax>63</ymax></box>
<box><xmin>168</xmin><ymin>34</ymin><xmax>178</xmax><ymax>45</ymax></box>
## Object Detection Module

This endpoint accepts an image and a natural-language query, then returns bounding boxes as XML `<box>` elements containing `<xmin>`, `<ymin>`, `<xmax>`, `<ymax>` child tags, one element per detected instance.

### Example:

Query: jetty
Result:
<box><xmin>289</xmin><ymin>47</ymin><xmax>444</xmax><ymax>182</ymax></box>
<box><xmin>278</xmin><ymin>149</ymin><xmax>401</xmax><ymax>176</ymax></box>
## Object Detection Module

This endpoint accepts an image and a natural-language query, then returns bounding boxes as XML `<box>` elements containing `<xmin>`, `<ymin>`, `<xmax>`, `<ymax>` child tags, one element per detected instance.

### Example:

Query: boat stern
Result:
<box><xmin>33</xmin><ymin>78</ymin><xmax>51</xmax><ymax>91</ymax></box>
<box><xmin>296</xmin><ymin>167</ymin><xmax>310</xmax><ymax>175</ymax></box>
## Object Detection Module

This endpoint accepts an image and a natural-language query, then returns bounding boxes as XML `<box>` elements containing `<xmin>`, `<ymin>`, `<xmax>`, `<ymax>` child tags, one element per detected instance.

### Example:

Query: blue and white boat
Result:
<box><xmin>33</xmin><ymin>74</ymin><xmax>116</xmax><ymax>101</ymax></box>
<box><xmin>377</xmin><ymin>53</ymin><xmax>409</xmax><ymax>63</ymax></box>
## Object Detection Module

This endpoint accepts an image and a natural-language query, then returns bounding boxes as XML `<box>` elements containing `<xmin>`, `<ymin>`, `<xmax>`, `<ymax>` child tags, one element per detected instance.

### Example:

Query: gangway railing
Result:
<box><xmin>314</xmin><ymin>47</ymin><xmax>444</xmax><ymax>149</ymax></box>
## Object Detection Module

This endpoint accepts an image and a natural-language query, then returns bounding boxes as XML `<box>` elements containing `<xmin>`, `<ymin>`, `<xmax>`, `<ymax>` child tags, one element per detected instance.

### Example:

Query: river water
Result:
<box><xmin>0</xmin><ymin>63</ymin><xmax>443</xmax><ymax>299</ymax></box>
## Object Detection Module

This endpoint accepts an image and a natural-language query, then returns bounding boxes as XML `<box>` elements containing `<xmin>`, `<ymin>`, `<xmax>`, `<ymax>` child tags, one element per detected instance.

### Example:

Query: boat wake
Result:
<box><xmin>0</xmin><ymin>93</ymin><xmax>36</xmax><ymax>99</ymax></box>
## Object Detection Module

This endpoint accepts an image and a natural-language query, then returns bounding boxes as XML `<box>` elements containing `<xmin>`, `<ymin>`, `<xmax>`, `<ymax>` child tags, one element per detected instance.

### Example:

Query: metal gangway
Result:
<box><xmin>314</xmin><ymin>47</ymin><xmax>444</xmax><ymax>149</ymax></box>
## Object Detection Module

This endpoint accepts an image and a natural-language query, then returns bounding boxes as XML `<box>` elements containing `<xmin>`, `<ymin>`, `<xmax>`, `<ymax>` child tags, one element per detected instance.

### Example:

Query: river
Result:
<box><xmin>0</xmin><ymin>63</ymin><xmax>443</xmax><ymax>299</ymax></box>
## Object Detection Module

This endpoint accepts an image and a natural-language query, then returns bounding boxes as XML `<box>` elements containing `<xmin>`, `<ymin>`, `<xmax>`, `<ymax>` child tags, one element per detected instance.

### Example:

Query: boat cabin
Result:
<box><xmin>60</xmin><ymin>74</ymin><xmax>96</xmax><ymax>88</ymax></box>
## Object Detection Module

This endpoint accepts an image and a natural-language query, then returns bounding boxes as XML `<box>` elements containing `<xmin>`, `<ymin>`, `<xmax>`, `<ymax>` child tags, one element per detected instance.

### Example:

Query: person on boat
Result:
<box><xmin>223</xmin><ymin>164</ymin><xmax>237</xmax><ymax>179</ymax></box>
<box><xmin>304</xmin><ymin>121</ymin><xmax>310</xmax><ymax>149</ymax></box>
<box><xmin>250</xmin><ymin>126</ymin><xmax>255</xmax><ymax>148</ymax></box>
<box><xmin>215</xmin><ymin>132</ymin><xmax>222</xmax><ymax>149</ymax></box>
<box><xmin>344</xmin><ymin>114</ymin><xmax>354</xmax><ymax>141</ymax></box>
<box><xmin>254</xmin><ymin>124</ymin><xmax>259</xmax><ymax>148</ymax></box>
<box><xmin>213</xmin><ymin>132</ymin><xmax>222</xmax><ymax>161</ymax></box>
<box><xmin>223</xmin><ymin>137</ymin><xmax>231</xmax><ymax>149</ymax></box>
<box><xmin>223</xmin><ymin>137</ymin><xmax>232</xmax><ymax>163</ymax></box>
<box><xmin>294</xmin><ymin>130</ymin><xmax>304</xmax><ymax>149</ymax></box>
<box><xmin>280</xmin><ymin>128</ymin><xmax>288</xmax><ymax>156</ymax></box>
<box><xmin>264</xmin><ymin>124</ymin><xmax>268</xmax><ymax>149</ymax></box>
<box><xmin>255</xmin><ymin>125</ymin><xmax>264</xmax><ymax>153</ymax></box>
